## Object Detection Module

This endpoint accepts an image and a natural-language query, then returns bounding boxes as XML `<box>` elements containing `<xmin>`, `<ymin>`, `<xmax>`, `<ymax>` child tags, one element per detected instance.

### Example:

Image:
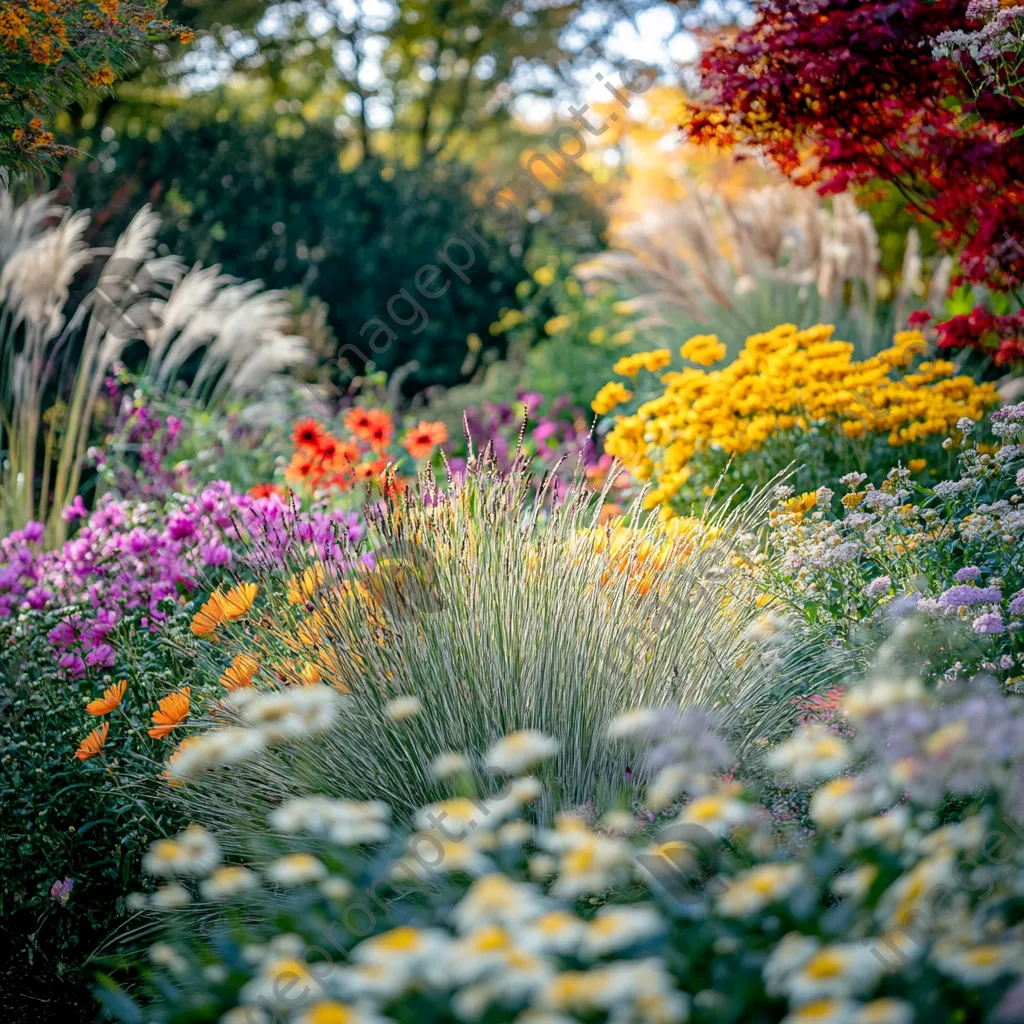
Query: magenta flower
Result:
<box><xmin>50</xmin><ymin>877</ymin><xmax>74</xmax><ymax>906</ymax></box>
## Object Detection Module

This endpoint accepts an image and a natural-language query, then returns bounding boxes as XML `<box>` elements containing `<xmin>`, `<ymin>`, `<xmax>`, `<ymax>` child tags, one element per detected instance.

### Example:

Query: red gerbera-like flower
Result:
<box><xmin>365</xmin><ymin>409</ymin><xmax>394</xmax><ymax>450</ymax></box>
<box><xmin>292</xmin><ymin>418</ymin><xmax>328</xmax><ymax>452</ymax></box>
<box><xmin>344</xmin><ymin>407</ymin><xmax>375</xmax><ymax>440</ymax></box>
<box><xmin>401</xmin><ymin>420</ymin><xmax>447</xmax><ymax>459</ymax></box>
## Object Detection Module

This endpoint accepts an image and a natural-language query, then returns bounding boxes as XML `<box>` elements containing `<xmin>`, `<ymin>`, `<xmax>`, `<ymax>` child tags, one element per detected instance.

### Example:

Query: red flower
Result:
<box><xmin>364</xmin><ymin>409</ymin><xmax>394</xmax><ymax>450</ymax></box>
<box><xmin>292</xmin><ymin>418</ymin><xmax>328</xmax><ymax>453</ymax></box>
<box><xmin>401</xmin><ymin>420</ymin><xmax>448</xmax><ymax>459</ymax></box>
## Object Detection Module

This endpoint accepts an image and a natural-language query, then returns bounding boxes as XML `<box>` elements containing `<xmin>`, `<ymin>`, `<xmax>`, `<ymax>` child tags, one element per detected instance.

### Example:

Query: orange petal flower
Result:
<box><xmin>220</xmin><ymin>582</ymin><xmax>257</xmax><ymax>620</ymax></box>
<box><xmin>292</xmin><ymin>417</ymin><xmax>329</xmax><ymax>452</ymax></box>
<box><xmin>220</xmin><ymin>653</ymin><xmax>259</xmax><ymax>691</ymax></box>
<box><xmin>401</xmin><ymin>420</ymin><xmax>447</xmax><ymax>459</ymax></box>
<box><xmin>85</xmin><ymin>679</ymin><xmax>126</xmax><ymax>715</ymax></box>
<box><xmin>75</xmin><ymin>721</ymin><xmax>109</xmax><ymax>761</ymax></box>
<box><xmin>148</xmin><ymin>687</ymin><xmax>191</xmax><ymax>739</ymax></box>
<box><xmin>191</xmin><ymin>590</ymin><xmax>226</xmax><ymax>635</ymax></box>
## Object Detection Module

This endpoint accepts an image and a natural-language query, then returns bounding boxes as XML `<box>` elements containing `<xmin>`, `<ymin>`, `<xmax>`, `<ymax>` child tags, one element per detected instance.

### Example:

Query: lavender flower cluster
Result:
<box><xmin>0</xmin><ymin>487</ymin><xmax>365</xmax><ymax>678</ymax></box>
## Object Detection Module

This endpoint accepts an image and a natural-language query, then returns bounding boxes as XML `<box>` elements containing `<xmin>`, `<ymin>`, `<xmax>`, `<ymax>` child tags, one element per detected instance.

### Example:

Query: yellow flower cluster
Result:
<box><xmin>679</xmin><ymin>334</ymin><xmax>727</xmax><ymax>366</ymax></box>
<box><xmin>602</xmin><ymin>324</ymin><xmax>1000</xmax><ymax>508</ymax></box>
<box><xmin>612</xmin><ymin>349</ymin><xmax>672</xmax><ymax>378</ymax></box>
<box><xmin>592</xmin><ymin>381</ymin><xmax>633</xmax><ymax>415</ymax></box>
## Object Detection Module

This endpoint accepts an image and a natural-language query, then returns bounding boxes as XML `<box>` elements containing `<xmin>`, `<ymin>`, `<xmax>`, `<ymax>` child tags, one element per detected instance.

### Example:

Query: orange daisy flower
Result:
<box><xmin>75</xmin><ymin>721</ymin><xmax>109</xmax><ymax>761</ymax></box>
<box><xmin>355</xmin><ymin>457</ymin><xmax>388</xmax><ymax>482</ymax></box>
<box><xmin>292</xmin><ymin>418</ymin><xmax>329</xmax><ymax>452</ymax></box>
<box><xmin>220</xmin><ymin>653</ymin><xmax>259</xmax><ymax>691</ymax></box>
<box><xmin>401</xmin><ymin>420</ymin><xmax>447</xmax><ymax>459</ymax></box>
<box><xmin>344</xmin><ymin>407</ymin><xmax>374</xmax><ymax>439</ymax></box>
<box><xmin>191</xmin><ymin>590</ymin><xmax>226</xmax><ymax>636</ymax></box>
<box><xmin>249</xmin><ymin>482</ymin><xmax>285</xmax><ymax>499</ymax></box>
<box><xmin>86</xmin><ymin>679</ymin><xmax>127</xmax><ymax>715</ymax></box>
<box><xmin>220</xmin><ymin>581</ymin><xmax>257</xmax><ymax>620</ymax></box>
<box><xmin>148</xmin><ymin>687</ymin><xmax>191</xmax><ymax>739</ymax></box>
<box><xmin>365</xmin><ymin>409</ymin><xmax>394</xmax><ymax>450</ymax></box>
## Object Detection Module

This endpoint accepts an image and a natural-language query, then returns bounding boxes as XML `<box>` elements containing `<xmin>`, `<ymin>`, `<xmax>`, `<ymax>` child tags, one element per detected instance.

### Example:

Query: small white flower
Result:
<box><xmin>717</xmin><ymin>863</ymin><xmax>805</xmax><ymax>918</ymax></box>
<box><xmin>266</xmin><ymin>853</ymin><xmax>328</xmax><ymax>886</ymax></box>
<box><xmin>580</xmin><ymin>904</ymin><xmax>664</xmax><ymax>957</ymax></box>
<box><xmin>431</xmin><ymin>751</ymin><xmax>469</xmax><ymax>779</ymax></box>
<box><xmin>485</xmin><ymin>730</ymin><xmax>560</xmax><ymax>774</ymax></box>
<box><xmin>607</xmin><ymin>708</ymin><xmax>660</xmax><ymax>742</ymax></box>
<box><xmin>780</xmin><ymin>1001</ymin><xmax>858</xmax><ymax>1024</ymax></box>
<box><xmin>385</xmin><ymin>695</ymin><xmax>423</xmax><ymax>723</ymax></box>
<box><xmin>150</xmin><ymin>882</ymin><xmax>192</xmax><ymax>908</ymax></box>
<box><xmin>451</xmin><ymin>873</ymin><xmax>547</xmax><ymax>933</ymax></box>
<box><xmin>855</xmin><ymin>999</ymin><xmax>915</xmax><ymax>1024</ymax></box>
<box><xmin>200</xmin><ymin>865</ymin><xmax>260</xmax><ymax>900</ymax></box>
<box><xmin>143</xmin><ymin>824</ymin><xmax>221</xmax><ymax>877</ymax></box>
<box><xmin>931</xmin><ymin>940</ymin><xmax>1024</xmax><ymax>986</ymax></box>
<box><xmin>320</xmin><ymin>876</ymin><xmax>354</xmax><ymax>900</ymax></box>
<box><xmin>768</xmin><ymin>726</ymin><xmax>852</xmax><ymax>782</ymax></box>
<box><xmin>646</xmin><ymin>764</ymin><xmax>688</xmax><ymax>812</ymax></box>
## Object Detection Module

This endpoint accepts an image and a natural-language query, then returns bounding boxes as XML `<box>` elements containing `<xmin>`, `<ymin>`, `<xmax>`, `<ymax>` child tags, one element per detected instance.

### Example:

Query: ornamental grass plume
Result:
<box><xmin>162</xmin><ymin>454</ymin><xmax>825</xmax><ymax>841</ymax></box>
<box><xmin>0</xmin><ymin>190</ymin><xmax>310</xmax><ymax>544</ymax></box>
<box><xmin>577</xmin><ymin>183</ymin><xmax>951</xmax><ymax>355</ymax></box>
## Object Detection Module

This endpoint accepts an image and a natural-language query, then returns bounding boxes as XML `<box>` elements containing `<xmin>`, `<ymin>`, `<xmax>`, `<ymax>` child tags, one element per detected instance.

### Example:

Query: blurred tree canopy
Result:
<box><xmin>85</xmin><ymin>0</ymin><xmax>706</xmax><ymax>163</ymax></box>
<box><xmin>62</xmin><ymin>109</ymin><xmax>606</xmax><ymax>390</ymax></box>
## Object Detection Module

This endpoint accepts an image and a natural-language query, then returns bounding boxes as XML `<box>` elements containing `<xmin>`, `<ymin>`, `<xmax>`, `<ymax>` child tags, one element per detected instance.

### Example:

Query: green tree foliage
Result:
<box><xmin>62</xmin><ymin>110</ymin><xmax>605</xmax><ymax>390</ymax></box>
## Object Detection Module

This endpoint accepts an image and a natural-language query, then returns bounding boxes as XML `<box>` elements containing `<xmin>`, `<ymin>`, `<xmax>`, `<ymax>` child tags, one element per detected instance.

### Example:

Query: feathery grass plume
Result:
<box><xmin>156</xmin><ymin>456</ymin><xmax>826</xmax><ymax>864</ymax></box>
<box><xmin>0</xmin><ymin>190</ymin><xmax>311</xmax><ymax>544</ymax></box>
<box><xmin>577</xmin><ymin>185</ymin><xmax>949</xmax><ymax>357</ymax></box>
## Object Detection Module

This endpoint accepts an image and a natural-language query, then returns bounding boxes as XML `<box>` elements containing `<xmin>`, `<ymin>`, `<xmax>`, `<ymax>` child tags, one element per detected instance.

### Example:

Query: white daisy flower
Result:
<box><xmin>497</xmin><ymin>820</ymin><xmax>534</xmax><ymax>847</ymax></box>
<box><xmin>780</xmin><ymin>1001</ymin><xmax>859</xmax><ymax>1024</ymax></box>
<box><xmin>646</xmin><ymin>764</ymin><xmax>688</xmax><ymax>812</ymax></box>
<box><xmin>220</xmin><ymin>1006</ymin><xmax>272</xmax><ymax>1024</ymax></box>
<box><xmin>320</xmin><ymin>876</ymin><xmax>354</xmax><ymax>901</ymax></box>
<box><xmin>385</xmin><ymin>695</ymin><xmax>423</xmax><ymax>723</ymax></box>
<box><xmin>777</xmin><ymin>942</ymin><xmax>886</xmax><ymax>1004</ymax></box>
<box><xmin>518</xmin><ymin>910</ymin><xmax>587</xmax><ymax>956</ymax></box>
<box><xmin>856</xmin><ymin>999</ymin><xmax>915</xmax><ymax>1024</ymax></box>
<box><xmin>166</xmin><ymin>727</ymin><xmax>266</xmax><ymax>781</ymax></box>
<box><xmin>431</xmin><ymin>751</ymin><xmax>469</xmax><ymax>779</ymax></box>
<box><xmin>333</xmin><ymin>961</ymin><xmax>412</xmax><ymax>1003</ymax></box>
<box><xmin>351</xmin><ymin>925</ymin><xmax>449</xmax><ymax>969</ymax></box>
<box><xmin>451</xmin><ymin>873</ymin><xmax>548</xmax><ymax>933</ymax></box>
<box><xmin>243</xmin><ymin>686</ymin><xmax>340</xmax><ymax>743</ymax></box>
<box><xmin>266</xmin><ymin>853</ymin><xmax>328</xmax><ymax>886</ymax></box>
<box><xmin>150</xmin><ymin>883</ymin><xmax>192</xmax><ymax>908</ymax></box>
<box><xmin>809</xmin><ymin>778</ymin><xmax>872</xmax><ymax>830</ymax></box>
<box><xmin>678</xmin><ymin>791</ymin><xmax>750</xmax><ymax>837</ymax></box>
<box><xmin>580</xmin><ymin>904</ymin><xmax>665</xmax><ymax>957</ymax></box>
<box><xmin>239</xmin><ymin>956</ymin><xmax>331</xmax><ymax>1008</ymax></box>
<box><xmin>607</xmin><ymin>708</ymin><xmax>660</xmax><ymax>742</ymax></box>
<box><xmin>931</xmin><ymin>940</ymin><xmax>1024</xmax><ymax>986</ymax></box>
<box><xmin>484</xmin><ymin>730</ymin><xmax>560</xmax><ymax>774</ymax></box>
<box><xmin>143</xmin><ymin>824</ymin><xmax>221</xmax><ymax>877</ymax></box>
<box><xmin>717</xmin><ymin>863</ymin><xmax>805</xmax><ymax>918</ymax></box>
<box><xmin>843</xmin><ymin>679</ymin><xmax>924</xmax><ymax>723</ymax></box>
<box><xmin>292</xmin><ymin>1003</ymin><xmax>391</xmax><ymax>1024</ymax></box>
<box><xmin>768</xmin><ymin>726</ymin><xmax>852</xmax><ymax>782</ymax></box>
<box><xmin>200</xmin><ymin>865</ymin><xmax>260</xmax><ymax>900</ymax></box>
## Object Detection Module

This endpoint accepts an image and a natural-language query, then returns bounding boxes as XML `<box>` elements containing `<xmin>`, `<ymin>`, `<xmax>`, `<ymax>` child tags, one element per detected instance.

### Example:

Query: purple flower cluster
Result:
<box><xmin>937</xmin><ymin>584</ymin><xmax>1003</xmax><ymax>608</ymax></box>
<box><xmin>458</xmin><ymin>392</ymin><xmax>602</xmax><ymax>483</ymax></box>
<box><xmin>1</xmin><ymin>485</ymin><xmax>366</xmax><ymax>678</ymax></box>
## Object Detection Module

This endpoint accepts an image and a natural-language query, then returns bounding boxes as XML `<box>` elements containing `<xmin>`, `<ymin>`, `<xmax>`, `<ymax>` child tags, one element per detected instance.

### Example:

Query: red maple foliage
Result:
<box><xmin>683</xmin><ymin>0</ymin><xmax>1024</xmax><ymax>364</ymax></box>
